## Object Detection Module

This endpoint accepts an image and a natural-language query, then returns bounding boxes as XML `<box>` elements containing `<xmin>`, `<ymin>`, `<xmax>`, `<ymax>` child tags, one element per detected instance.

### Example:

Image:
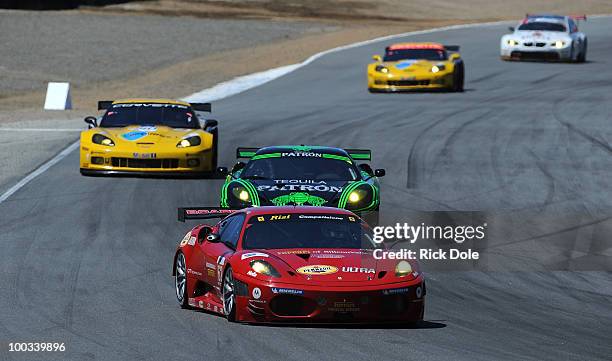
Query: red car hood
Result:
<box><xmin>264</xmin><ymin>248</ymin><xmax>396</xmax><ymax>285</ymax></box>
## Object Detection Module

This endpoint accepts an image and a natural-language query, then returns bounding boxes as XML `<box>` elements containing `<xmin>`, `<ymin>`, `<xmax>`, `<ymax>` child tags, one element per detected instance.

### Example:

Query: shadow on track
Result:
<box><xmin>244</xmin><ymin>320</ymin><xmax>447</xmax><ymax>330</ymax></box>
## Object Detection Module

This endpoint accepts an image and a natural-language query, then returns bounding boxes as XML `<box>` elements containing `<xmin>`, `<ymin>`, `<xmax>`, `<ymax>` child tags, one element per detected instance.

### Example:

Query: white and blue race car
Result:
<box><xmin>501</xmin><ymin>14</ymin><xmax>587</xmax><ymax>62</ymax></box>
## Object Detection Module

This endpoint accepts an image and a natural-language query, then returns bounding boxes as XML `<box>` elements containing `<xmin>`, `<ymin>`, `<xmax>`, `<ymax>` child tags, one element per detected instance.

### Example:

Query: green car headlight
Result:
<box><xmin>231</xmin><ymin>186</ymin><xmax>250</xmax><ymax>202</ymax></box>
<box><xmin>226</xmin><ymin>183</ymin><xmax>256</xmax><ymax>208</ymax></box>
<box><xmin>92</xmin><ymin>134</ymin><xmax>115</xmax><ymax>146</ymax></box>
<box><xmin>176</xmin><ymin>135</ymin><xmax>201</xmax><ymax>148</ymax></box>
<box><xmin>343</xmin><ymin>184</ymin><xmax>374</xmax><ymax>211</ymax></box>
<box><xmin>348</xmin><ymin>188</ymin><xmax>368</xmax><ymax>203</ymax></box>
<box><xmin>250</xmin><ymin>260</ymin><xmax>280</xmax><ymax>278</ymax></box>
<box><xmin>395</xmin><ymin>260</ymin><xmax>413</xmax><ymax>277</ymax></box>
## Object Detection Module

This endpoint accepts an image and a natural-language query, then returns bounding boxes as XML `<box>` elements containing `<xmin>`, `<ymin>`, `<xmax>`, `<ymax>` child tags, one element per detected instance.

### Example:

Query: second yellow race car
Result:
<box><xmin>367</xmin><ymin>43</ymin><xmax>464</xmax><ymax>93</ymax></box>
<box><xmin>80</xmin><ymin>99</ymin><xmax>219</xmax><ymax>177</ymax></box>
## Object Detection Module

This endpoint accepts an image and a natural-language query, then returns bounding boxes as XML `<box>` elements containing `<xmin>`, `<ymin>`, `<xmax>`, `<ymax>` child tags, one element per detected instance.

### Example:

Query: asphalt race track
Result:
<box><xmin>1</xmin><ymin>20</ymin><xmax>612</xmax><ymax>361</ymax></box>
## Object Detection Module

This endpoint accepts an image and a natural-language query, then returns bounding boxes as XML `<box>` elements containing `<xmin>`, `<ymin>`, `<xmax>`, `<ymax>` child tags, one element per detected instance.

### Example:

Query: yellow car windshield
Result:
<box><xmin>100</xmin><ymin>103</ymin><xmax>200</xmax><ymax>129</ymax></box>
<box><xmin>384</xmin><ymin>49</ymin><xmax>447</xmax><ymax>62</ymax></box>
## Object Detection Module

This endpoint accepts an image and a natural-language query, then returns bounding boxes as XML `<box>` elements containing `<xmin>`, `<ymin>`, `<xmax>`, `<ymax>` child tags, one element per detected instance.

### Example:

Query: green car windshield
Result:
<box><xmin>243</xmin><ymin>214</ymin><xmax>379</xmax><ymax>250</ymax></box>
<box><xmin>241</xmin><ymin>156</ymin><xmax>359</xmax><ymax>181</ymax></box>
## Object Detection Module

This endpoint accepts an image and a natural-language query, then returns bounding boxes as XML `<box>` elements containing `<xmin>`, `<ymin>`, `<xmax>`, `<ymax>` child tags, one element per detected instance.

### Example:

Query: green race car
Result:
<box><xmin>218</xmin><ymin>145</ymin><xmax>385</xmax><ymax>225</ymax></box>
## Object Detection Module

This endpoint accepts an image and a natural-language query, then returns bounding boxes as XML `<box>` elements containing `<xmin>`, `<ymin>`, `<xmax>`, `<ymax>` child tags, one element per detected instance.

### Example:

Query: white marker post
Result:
<box><xmin>43</xmin><ymin>82</ymin><xmax>72</xmax><ymax>110</ymax></box>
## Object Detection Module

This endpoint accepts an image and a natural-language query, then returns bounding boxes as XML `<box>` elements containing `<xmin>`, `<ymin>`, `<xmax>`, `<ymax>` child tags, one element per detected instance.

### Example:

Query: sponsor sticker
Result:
<box><xmin>296</xmin><ymin>265</ymin><xmax>338</xmax><ymax>276</ymax></box>
<box><xmin>271</xmin><ymin>287</ymin><xmax>304</xmax><ymax>295</ymax></box>
<box><xmin>137</xmin><ymin>126</ymin><xmax>157</xmax><ymax>132</ymax></box>
<box><xmin>247</xmin><ymin>270</ymin><xmax>258</xmax><ymax>278</ymax></box>
<box><xmin>187</xmin><ymin>269</ymin><xmax>202</xmax><ymax>276</ymax></box>
<box><xmin>382</xmin><ymin>287</ymin><xmax>410</xmax><ymax>296</ymax></box>
<box><xmin>298</xmin><ymin>215</ymin><xmax>343</xmax><ymax>221</ymax></box>
<box><xmin>342</xmin><ymin>267</ymin><xmax>375</xmax><ymax>274</ymax></box>
<box><xmin>313</xmin><ymin>254</ymin><xmax>344</xmax><ymax>259</ymax></box>
<box><xmin>179</xmin><ymin>232</ymin><xmax>190</xmax><ymax>247</ymax></box>
<box><xmin>257</xmin><ymin>179</ymin><xmax>342</xmax><ymax>193</ymax></box>
<box><xmin>252</xmin><ymin>287</ymin><xmax>261</xmax><ymax>299</ymax></box>
<box><xmin>187</xmin><ymin>209</ymin><xmax>234</xmax><ymax>216</ymax></box>
<box><xmin>121</xmin><ymin>131</ymin><xmax>148</xmax><ymax>141</ymax></box>
<box><xmin>241</xmin><ymin>252</ymin><xmax>269</xmax><ymax>260</ymax></box>
<box><xmin>133</xmin><ymin>152</ymin><xmax>157</xmax><ymax>159</ymax></box>
<box><xmin>113</xmin><ymin>103</ymin><xmax>187</xmax><ymax>109</ymax></box>
<box><xmin>281</xmin><ymin>152</ymin><xmax>322</xmax><ymax>157</ymax></box>
<box><xmin>187</xmin><ymin>236</ymin><xmax>196</xmax><ymax>246</ymax></box>
<box><xmin>395</xmin><ymin>60</ymin><xmax>418</xmax><ymax>70</ymax></box>
<box><xmin>328</xmin><ymin>301</ymin><xmax>359</xmax><ymax>312</ymax></box>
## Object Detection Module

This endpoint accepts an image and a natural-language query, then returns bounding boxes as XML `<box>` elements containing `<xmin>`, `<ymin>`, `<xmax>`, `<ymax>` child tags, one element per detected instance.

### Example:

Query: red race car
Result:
<box><xmin>172</xmin><ymin>206</ymin><xmax>425</xmax><ymax>323</ymax></box>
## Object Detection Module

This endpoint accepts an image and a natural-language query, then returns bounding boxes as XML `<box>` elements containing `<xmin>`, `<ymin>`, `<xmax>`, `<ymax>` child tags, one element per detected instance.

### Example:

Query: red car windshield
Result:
<box><xmin>242</xmin><ymin>214</ymin><xmax>379</xmax><ymax>249</ymax></box>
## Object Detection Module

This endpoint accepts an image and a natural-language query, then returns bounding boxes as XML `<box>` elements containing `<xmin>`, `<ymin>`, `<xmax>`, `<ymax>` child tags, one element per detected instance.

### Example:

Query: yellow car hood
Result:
<box><xmin>97</xmin><ymin>125</ymin><xmax>203</xmax><ymax>147</ymax></box>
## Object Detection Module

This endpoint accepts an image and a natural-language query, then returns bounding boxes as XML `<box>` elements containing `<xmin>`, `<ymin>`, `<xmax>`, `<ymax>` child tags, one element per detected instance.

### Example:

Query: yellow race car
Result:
<box><xmin>80</xmin><ymin>99</ymin><xmax>218</xmax><ymax>177</ymax></box>
<box><xmin>367</xmin><ymin>43</ymin><xmax>464</xmax><ymax>92</ymax></box>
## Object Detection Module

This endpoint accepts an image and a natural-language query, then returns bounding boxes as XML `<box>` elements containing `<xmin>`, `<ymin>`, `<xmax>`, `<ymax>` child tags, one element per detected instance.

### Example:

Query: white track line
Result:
<box><xmin>0</xmin><ymin>128</ymin><xmax>82</xmax><ymax>132</ymax></box>
<box><xmin>3</xmin><ymin>16</ymin><xmax>608</xmax><ymax>205</ymax></box>
<box><xmin>0</xmin><ymin>141</ymin><xmax>79</xmax><ymax>204</ymax></box>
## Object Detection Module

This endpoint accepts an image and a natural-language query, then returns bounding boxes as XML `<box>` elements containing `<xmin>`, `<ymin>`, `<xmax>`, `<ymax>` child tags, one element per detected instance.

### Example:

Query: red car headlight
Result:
<box><xmin>250</xmin><ymin>260</ymin><xmax>281</xmax><ymax>278</ymax></box>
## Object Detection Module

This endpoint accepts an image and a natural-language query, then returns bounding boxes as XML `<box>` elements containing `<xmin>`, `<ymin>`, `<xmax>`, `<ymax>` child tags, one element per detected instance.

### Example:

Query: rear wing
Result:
<box><xmin>190</xmin><ymin>103</ymin><xmax>211</xmax><ymax>112</ymax></box>
<box><xmin>444</xmin><ymin>45</ymin><xmax>460</xmax><ymax>52</ymax></box>
<box><xmin>345</xmin><ymin>149</ymin><xmax>371</xmax><ymax>161</ymax></box>
<box><xmin>236</xmin><ymin>147</ymin><xmax>372</xmax><ymax>161</ymax></box>
<box><xmin>178</xmin><ymin>207</ymin><xmax>238</xmax><ymax>222</ymax></box>
<box><xmin>236</xmin><ymin>147</ymin><xmax>260</xmax><ymax>159</ymax></box>
<box><xmin>97</xmin><ymin>101</ymin><xmax>211</xmax><ymax>112</ymax></box>
<box><xmin>524</xmin><ymin>13</ymin><xmax>587</xmax><ymax>22</ymax></box>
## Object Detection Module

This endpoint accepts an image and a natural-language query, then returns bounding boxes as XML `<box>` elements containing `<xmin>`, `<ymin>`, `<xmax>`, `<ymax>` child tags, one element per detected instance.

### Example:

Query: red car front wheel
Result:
<box><xmin>175</xmin><ymin>252</ymin><xmax>189</xmax><ymax>309</ymax></box>
<box><xmin>222</xmin><ymin>267</ymin><xmax>237</xmax><ymax>322</ymax></box>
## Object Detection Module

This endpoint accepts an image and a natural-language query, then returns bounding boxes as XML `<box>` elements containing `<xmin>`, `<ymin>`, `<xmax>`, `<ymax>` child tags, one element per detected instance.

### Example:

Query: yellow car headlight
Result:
<box><xmin>92</xmin><ymin>134</ymin><xmax>115</xmax><ymax>146</ymax></box>
<box><xmin>431</xmin><ymin>65</ymin><xmax>445</xmax><ymax>73</ymax></box>
<box><xmin>395</xmin><ymin>260</ymin><xmax>413</xmax><ymax>277</ymax></box>
<box><xmin>250</xmin><ymin>260</ymin><xmax>280</xmax><ymax>277</ymax></box>
<box><xmin>176</xmin><ymin>135</ymin><xmax>201</xmax><ymax>148</ymax></box>
<box><xmin>375</xmin><ymin>65</ymin><xmax>389</xmax><ymax>73</ymax></box>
